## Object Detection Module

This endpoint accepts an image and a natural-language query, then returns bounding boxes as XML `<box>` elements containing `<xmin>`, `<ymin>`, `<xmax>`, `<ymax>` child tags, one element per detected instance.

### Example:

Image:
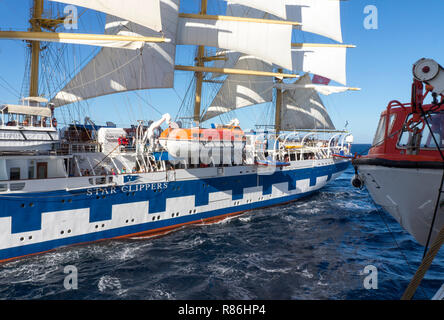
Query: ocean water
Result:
<box><xmin>0</xmin><ymin>144</ymin><xmax>443</xmax><ymax>300</ymax></box>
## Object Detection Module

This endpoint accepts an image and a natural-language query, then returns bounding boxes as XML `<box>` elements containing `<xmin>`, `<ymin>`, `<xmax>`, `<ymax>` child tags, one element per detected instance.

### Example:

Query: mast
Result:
<box><xmin>193</xmin><ymin>0</ymin><xmax>207</xmax><ymax>126</ymax></box>
<box><xmin>29</xmin><ymin>0</ymin><xmax>44</xmax><ymax>98</ymax></box>
<box><xmin>274</xmin><ymin>68</ymin><xmax>283</xmax><ymax>135</ymax></box>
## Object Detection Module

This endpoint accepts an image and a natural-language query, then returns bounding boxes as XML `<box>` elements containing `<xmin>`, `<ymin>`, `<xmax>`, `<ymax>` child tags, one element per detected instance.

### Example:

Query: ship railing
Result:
<box><xmin>66</xmin><ymin>143</ymin><xmax>99</xmax><ymax>154</ymax></box>
<box><xmin>0</xmin><ymin>174</ymin><xmax>118</xmax><ymax>193</ymax></box>
<box><xmin>0</xmin><ymin>181</ymin><xmax>26</xmax><ymax>192</ymax></box>
<box><xmin>267</xmin><ymin>131</ymin><xmax>352</xmax><ymax>162</ymax></box>
<box><xmin>65</xmin><ymin>175</ymin><xmax>117</xmax><ymax>191</ymax></box>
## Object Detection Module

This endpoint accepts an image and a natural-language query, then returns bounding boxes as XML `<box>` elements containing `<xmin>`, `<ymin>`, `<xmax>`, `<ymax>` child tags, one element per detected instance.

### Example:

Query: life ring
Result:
<box><xmin>406</xmin><ymin>117</ymin><xmax>425</xmax><ymax>133</ymax></box>
<box><xmin>52</xmin><ymin>118</ymin><xmax>57</xmax><ymax>128</ymax></box>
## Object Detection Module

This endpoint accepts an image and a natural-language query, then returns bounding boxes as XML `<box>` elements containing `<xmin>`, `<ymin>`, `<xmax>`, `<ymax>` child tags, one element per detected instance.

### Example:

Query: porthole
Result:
<box><xmin>67</xmin><ymin>229</ymin><xmax>71</xmax><ymax>234</ymax></box>
<box><xmin>157</xmin><ymin>216</ymin><xmax>160</xmax><ymax>220</ymax></box>
<box><xmin>20</xmin><ymin>237</ymin><xmax>24</xmax><ymax>241</ymax></box>
<box><xmin>60</xmin><ymin>230</ymin><xmax>64</xmax><ymax>235</ymax></box>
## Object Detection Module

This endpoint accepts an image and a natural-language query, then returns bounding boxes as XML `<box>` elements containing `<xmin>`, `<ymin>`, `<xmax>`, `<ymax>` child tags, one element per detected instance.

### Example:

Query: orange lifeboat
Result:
<box><xmin>159</xmin><ymin>125</ymin><xmax>245</xmax><ymax>165</ymax></box>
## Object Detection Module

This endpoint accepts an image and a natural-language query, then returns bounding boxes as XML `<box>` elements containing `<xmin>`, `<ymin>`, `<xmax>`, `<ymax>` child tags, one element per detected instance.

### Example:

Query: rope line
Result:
<box><xmin>401</xmin><ymin>224</ymin><xmax>444</xmax><ymax>300</ymax></box>
<box><xmin>418</xmin><ymin>104</ymin><xmax>444</xmax><ymax>258</ymax></box>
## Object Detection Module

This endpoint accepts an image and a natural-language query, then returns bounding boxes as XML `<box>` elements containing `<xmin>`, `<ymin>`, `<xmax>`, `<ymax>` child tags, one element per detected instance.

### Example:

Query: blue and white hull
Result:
<box><xmin>0</xmin><ymin>159</ymin><xmax>349</xmax><ymax>262</ymax></box>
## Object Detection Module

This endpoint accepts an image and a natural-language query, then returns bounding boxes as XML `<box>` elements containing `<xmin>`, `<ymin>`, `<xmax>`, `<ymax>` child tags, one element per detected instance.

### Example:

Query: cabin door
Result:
<box><xmin>37</xmin><ymin>162</ymin><xmax>48</xmax><ymax>179</ymax></box>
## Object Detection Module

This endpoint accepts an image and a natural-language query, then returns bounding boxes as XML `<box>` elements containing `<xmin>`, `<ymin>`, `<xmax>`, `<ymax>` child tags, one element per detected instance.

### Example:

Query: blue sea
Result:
<box><xmin>0</xmin><ymin>144</ymin><xmax>443</xmax><ymax>300</ymax></box>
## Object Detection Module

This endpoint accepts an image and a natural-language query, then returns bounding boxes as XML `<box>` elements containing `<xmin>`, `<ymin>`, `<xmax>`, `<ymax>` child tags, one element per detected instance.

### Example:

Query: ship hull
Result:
<box><xmin>0</xmin><ymin>159</ymin><xmax>349</xmax><ymax>262</ymax></box>
<box><xmin>355</xmin><ymin>159</ymin><xmax>444</xmax><ymax>246</ymax></box>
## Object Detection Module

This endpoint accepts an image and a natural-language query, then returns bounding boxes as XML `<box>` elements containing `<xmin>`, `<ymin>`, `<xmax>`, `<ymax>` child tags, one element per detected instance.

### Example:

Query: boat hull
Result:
<box><xmin>0</xmin><ymin>159</ymin><xmax>350</xmax><ymax>262</ymax></box>
<box><xmin>355</xmin><ymin>160</ymin><xmax>444</xmax><ymax>246</ymax></box>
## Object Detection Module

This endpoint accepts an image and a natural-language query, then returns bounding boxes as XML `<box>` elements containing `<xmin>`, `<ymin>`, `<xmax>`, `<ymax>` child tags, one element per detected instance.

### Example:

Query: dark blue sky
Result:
<box><xmin>0</xmin><ymin>0</ymin><xmax>443</xmax><ymax>143</ymax></box>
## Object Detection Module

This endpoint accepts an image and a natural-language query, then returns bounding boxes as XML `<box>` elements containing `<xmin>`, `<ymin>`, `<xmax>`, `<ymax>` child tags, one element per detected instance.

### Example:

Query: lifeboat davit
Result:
<box><xmin>159</xmin><ymin>123</ymin><xmax>245</xmax><ymax>165</ymax></box>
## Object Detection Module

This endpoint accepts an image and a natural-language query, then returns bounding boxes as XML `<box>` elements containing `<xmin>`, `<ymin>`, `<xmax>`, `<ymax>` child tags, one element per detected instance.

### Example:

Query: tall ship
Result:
<box><xmin>0</xmin><ymin>0</ymin><xmax>357</xmax><ymax>262</ymax></box>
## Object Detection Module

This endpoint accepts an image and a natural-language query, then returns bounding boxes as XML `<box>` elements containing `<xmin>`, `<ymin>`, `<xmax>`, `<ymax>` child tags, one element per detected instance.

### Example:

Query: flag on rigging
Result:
<box><xmin>312</xmin><ymin>75</ymin><xmax>331</xmax><ymax>85</ymax></box>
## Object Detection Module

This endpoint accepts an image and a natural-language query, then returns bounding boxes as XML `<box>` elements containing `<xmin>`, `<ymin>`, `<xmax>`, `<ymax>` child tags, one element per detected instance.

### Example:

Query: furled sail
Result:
<box><xmin>176</xmin><ymin>18</ymin><xmax>293</xmax><ymax>71</ymax></box>
<box><xmin>48</xmin><ymin>0</ymin><xmax>163</xmax><ymax>32</ymax></box>
<box><xmin>275</xmin><ymin>83</ymin><xmax>349</xmax><ymax>96</ymax></box>
<box><xmin>202</xmin><ymin>55</ymin><xmax>274</xmax><ymax>122</ymax></box>
<box><xmin>291</xmin><ymin>45</ymin><xmax>347</xmax><ymax>85</ymax></box>
<box><xmin>2</xmin><ymin>32</ymin><xmax>162</xmax><ymax>50</ymax></box>
<box><xmin>226</xmin><ymin>0</ymin><xmax>287</xmax><ymax>19</ymax></box>
<box><xmin>280</xmin><ymin>74</ymin><xmax>335</xmax><ymax>131</ymax></box>
<box><xmin>51</xmin><ymin>0</ymin><xmax>179</xmax><ymax>107</ymax></box>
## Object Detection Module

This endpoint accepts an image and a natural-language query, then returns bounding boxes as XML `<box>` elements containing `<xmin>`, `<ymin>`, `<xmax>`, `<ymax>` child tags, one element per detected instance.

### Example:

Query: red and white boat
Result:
<box><xmin>353</xmin><ymin>58</ymin><xmax>444</xmax><ymax>247</ymax></box>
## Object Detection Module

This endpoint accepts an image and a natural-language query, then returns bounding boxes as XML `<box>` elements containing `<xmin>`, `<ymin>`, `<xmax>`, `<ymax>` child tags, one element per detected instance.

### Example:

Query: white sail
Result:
<box><xmin>227</xmin><ymin>0</ymin><xmax>287</xmax><ymax>19</ymax></box>
<box><xmin>226</xmin><ymin>0</ymin><xmax>342</xmax><ymax>43</ymax></box>
<box><xmin>275</xmin><ymin>83</ymin><xmax>350</xmax><ymax>96</ymax></box>
<box><xmin>288</xmin><ymin>0</ymin><xmax>343</xmax><ymax>43</ymax></box>
<box><xmin>177</xmin><ymin>18</ymin><xmax>293</xmax><ymax>71</ymax></box>
<box><xmin>280</xmin><ymin>74</ymin><xmax>335</xmax><ymax>131</ymax></box>
<box><xmin>292</xmin><ymin>45</ymin><xmax>347</xmax><ymax>85</ymax></box>
<box><xmin>51</xmin><ymin>0</ymin><xmax>179</xmax><ymax>107</ymax></box>
<box><xmin>213</xmin><ymin>45</ymin><xmax>348</xmax><ymax>86</ymax></box>
<box><xmin>202</xmin><ymin>55</ymin><xmax>274</xmax><ymax>122</ymax></box>
<box><xmin>49</xmin><ymin>0</ymin><xmax>163</xmax><ymax>32</ymax></box>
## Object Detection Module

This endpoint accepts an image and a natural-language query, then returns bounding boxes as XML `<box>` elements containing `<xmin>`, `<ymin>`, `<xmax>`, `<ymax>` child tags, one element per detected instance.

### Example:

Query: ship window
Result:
<box><xmin>398</xmin><ymin>112</ymin><xmax>444</xmax><ymax>149</ymax></box>
<box><xmin>420</xmin><ymin>112</ymin><xmax>444</xmax><ymax>149</ymax></box>
<box><xmin>372</xmin><ymin>116</ymin><xmax>386</xmax><ymax>146</ymax></box>
<box><xmin>28</xmin><ymin>163</ymin><xmax>35</xmax><ymax>179</ymax></box>
<box><xmin>10</xmin><ymin>168</ymin><xmax>20</xmax><ymax>181</ymax></box>
<box><xmin>398</xmin><ymin>114</ymin><xmax>413</xmax><ymax>147</ymax></box>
